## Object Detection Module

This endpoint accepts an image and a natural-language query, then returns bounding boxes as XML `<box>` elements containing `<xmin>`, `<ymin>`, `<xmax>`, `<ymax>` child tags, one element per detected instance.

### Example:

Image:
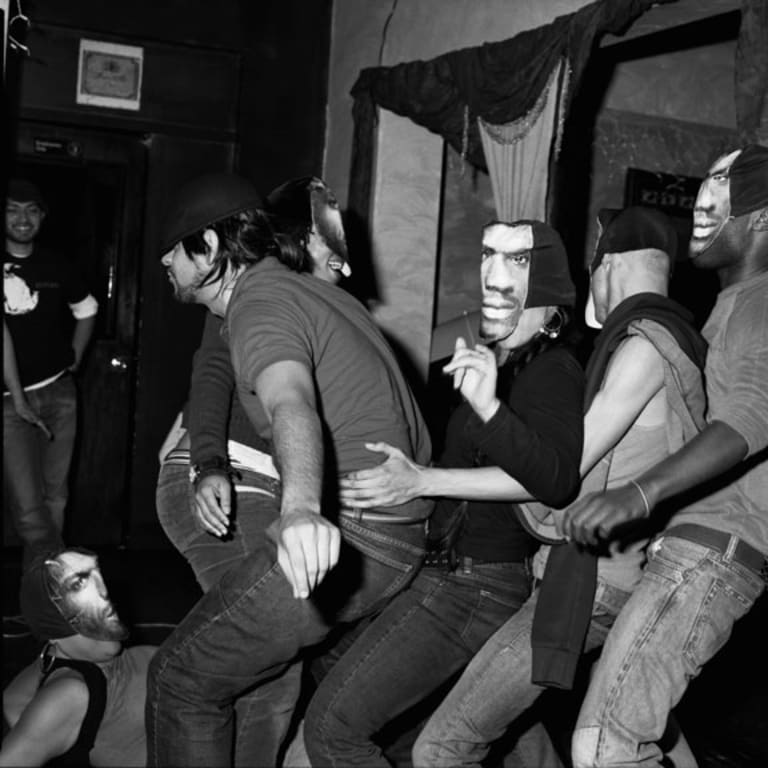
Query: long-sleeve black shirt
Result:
<box><xmin>437</xmin><ymin>344</ymin><xmax>584</xmax><ymax>563</ymax></box>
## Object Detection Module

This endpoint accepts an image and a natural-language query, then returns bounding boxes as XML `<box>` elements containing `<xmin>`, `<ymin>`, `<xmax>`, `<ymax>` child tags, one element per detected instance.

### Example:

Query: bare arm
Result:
<box><xmin>638</xmin><ymin>421</ymin><xmax>747</xmax><ymax>505</ymax></box>
<box><xmin>0</xmin><ymin>676</ymin><xmax>88</xmax><ymax>767</ymax></box>
<box><xmin>578</xmin><ymin>336</ymin><xmax>665</xmax><ymax>477</ymax></box>
<box><xmin>563</xmin><ymin>422</ymin><xmax>747</xmax><ymax>546</ymax></box>
<box><xmin>70</xmin><ymin>315</ymin><xmax>96</xmax><ymax>372</ymax></box>
<box><xmin>342</xmin><ymin>338</ymin><xmax>661</xmax><ymax>510</ymax></box>
<box><xmin>255</xmin><ymin>359</ymin><xmax>341</xmax><ymax>599</ymax></box>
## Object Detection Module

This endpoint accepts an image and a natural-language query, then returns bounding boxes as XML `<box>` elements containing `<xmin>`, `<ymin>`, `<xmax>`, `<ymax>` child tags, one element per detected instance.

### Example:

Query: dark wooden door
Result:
<box><xmin>14</xmin><ymin>121</ymin><xmax>146</xmax><ymax>547</ymax></box>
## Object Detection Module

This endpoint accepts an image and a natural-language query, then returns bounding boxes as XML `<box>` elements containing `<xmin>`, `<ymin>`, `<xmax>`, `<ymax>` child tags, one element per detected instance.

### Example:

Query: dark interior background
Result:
<box><xmin>4</xmin><ymin>0</ymin><xmax>332</xmax><ymax>548</ymax></box>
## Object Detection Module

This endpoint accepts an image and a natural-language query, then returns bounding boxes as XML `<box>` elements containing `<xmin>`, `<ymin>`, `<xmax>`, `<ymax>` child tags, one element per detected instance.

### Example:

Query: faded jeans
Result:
<box><xmin>156</xmin><ymin>459</ymin><xmax>301</xmax><ymax>767</ymax></box>
<box><xmin>412</xmin><ymin>576</ymin><xmax>632</xmax><ymax>767</ymax></box>
<box><xmin>572</xmin><ymin>533</ymin><xmax>765</xmax><ymax>768</ymax></box>
<box><xmin>304</xmin><ymin>559</ymin><xmax>532</xmax><ymax>767</ymax></box>
<box><xmin>3</xmin><ymin>373</ymin><xmax>76</xmax><ymax>564</ymax></box>
<box><xmin>146</xmin><ymin>514</ymin><xmax>425</xmax><ymax>767</ymax></box>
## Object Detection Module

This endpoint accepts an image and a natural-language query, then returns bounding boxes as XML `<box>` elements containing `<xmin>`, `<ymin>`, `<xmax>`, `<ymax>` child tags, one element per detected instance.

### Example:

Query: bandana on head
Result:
<box><xmin>495</xmin><ymin>219</ymin><xmax>575</xmax><ymax>309</ymax></box>
<box><xmin>729</xmin><ymin>144</ymin><xmax>768</xmax><ymax>217</ymax></box>
<box><xmin>19</xmin><ymin>551</ymin><xmax>78</xmax><ymax>642</ymax></box>
<box><xmin>590</xmin><ymin>206</ymin><xmax>678</xmax><ymax>275</ymax></box>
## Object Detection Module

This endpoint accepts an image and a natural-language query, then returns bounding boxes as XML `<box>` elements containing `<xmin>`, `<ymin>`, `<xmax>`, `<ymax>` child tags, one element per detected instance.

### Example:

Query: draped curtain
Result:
<box><xmin>347</xmin><ymin>0</ymin><xmax>675</xmax><ymax>231</ymax></box>
<box><xmin>478</xmin><ymin>58</ymin><xmax>569</xmax><ymax>222</ymax></box>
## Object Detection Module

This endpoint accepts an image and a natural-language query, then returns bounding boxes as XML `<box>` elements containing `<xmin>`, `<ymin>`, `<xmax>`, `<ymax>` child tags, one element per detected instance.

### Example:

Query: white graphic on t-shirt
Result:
<box><xmin>4</xmin><ymin>264</ymin><xmax>39</xmax><ymax>314</ymax></box>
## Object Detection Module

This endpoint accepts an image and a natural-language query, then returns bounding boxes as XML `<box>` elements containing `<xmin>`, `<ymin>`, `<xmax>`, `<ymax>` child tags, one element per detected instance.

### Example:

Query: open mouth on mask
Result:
<box><xmin>328</xmin><ymin>255</ymin><xmax>351</xmax><ymax>277</ymax></box>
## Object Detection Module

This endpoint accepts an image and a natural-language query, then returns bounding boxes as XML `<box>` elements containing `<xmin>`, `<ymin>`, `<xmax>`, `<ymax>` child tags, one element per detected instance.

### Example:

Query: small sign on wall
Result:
<box><xmin>76</xmin><ymin>39</ymin><xmax>143</xmax><ymax>111</ymax></box>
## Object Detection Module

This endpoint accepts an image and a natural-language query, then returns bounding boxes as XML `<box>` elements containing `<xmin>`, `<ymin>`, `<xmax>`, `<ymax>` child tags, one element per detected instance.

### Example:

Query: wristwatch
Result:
<box><xmin>189</xmin><ymin>456</ymin><xmax>231</xmax><ymax>486</ymax></box>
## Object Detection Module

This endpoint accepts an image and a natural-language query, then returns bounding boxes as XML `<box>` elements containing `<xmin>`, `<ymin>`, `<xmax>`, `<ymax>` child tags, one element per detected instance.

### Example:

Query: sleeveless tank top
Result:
<box><xmin>39</xmin><ymin>656</ymin><xmax>107</xmax><ymax>767</ymax></box>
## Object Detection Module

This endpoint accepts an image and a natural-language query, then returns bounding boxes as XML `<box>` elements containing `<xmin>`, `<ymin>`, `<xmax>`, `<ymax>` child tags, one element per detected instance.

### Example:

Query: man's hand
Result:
<box><xmin>13</xmin><ymin>397</ymin><xmax>53</xmax><ymax>440</ymax></box>
<box><xmin>442</xmin><ymin>338</ymin><xmax>500</xmax><ymax>422</ymax></box>
<box><xmin>339</xmin><ymin>442</ymin><xmax>424</xmax><ymax>508</ymax></box>
<box><xmin>273</xmin><ymin>511</ymin><xmax>341</xmax><ymax>599</ymax></box>
<box><xmin>560</xmin><ymin>482</ymin><xmax>652</xmax><ymax>547</ymax></box>
<box><xmin>194</xmin><ymin>472</ymin><xmax>232</xmax><ymax>537</ymax></box>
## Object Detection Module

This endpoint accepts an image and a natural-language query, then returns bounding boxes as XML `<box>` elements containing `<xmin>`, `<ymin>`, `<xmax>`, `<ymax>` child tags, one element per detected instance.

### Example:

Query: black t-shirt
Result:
<box><xmin>435</xmin><ymin>344</ymin><xmax>584</xmax><ymax>563</ymax></box>
<box><xmin>4</xmin><ymin>247</ymin><xmax>91</xmax><ymax>389</ymax></box>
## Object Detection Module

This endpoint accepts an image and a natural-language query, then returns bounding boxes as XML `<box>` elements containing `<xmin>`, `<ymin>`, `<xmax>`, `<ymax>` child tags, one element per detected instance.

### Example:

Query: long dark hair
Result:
<box><xmin>181</xmin><ymin>208</ymin><xmax>313</xmax><ymax>289</ymax></box>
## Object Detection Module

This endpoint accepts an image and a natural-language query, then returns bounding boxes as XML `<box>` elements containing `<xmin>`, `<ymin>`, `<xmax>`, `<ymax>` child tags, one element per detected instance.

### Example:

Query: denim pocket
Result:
<box><xmin>330</xmin><ymin>525</ymin><xmax>422</xmax><ymax>623</ymax></box>
<box><xmin>645</xmin><ymin>536</ymin><xmax>710</xmax><ymax>585</ymax></box>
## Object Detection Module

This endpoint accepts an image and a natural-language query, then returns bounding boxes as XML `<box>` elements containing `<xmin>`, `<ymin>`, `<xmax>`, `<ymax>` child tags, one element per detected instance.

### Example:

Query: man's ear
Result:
<box><xmin>749</xmin><ymin>206</ymin><xmax>768</xmax><ymax>232</ymax></box>
<box><xmin>200</xmin><ymin>228</ymin><xmax>220</xmax><ymax>266</ymax></box>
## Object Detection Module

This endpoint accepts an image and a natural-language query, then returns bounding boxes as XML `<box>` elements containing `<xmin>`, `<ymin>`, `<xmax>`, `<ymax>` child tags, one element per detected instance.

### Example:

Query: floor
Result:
<box><xmin>3</xmin><ymin>544</ymin><xmax>767</xmax><ymax>767</ymax></box>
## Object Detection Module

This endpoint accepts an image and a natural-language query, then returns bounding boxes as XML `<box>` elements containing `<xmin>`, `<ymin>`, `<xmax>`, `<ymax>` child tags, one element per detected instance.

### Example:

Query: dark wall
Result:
<box><xmin>236</xmin><ymin>0</ymin><xmax>332</xmax><ymax>190</ymax></box>
<box><xmin>7</xmin><ymin>0</ymin><xmax>332</xmax><ymax>547</ymax></box>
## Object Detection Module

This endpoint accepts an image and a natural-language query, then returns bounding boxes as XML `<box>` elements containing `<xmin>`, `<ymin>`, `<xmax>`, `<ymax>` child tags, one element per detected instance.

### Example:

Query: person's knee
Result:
<box><xmin>571</xmin><ymin>726</ymin><xmax>601</xmax><ymax>768</ymax></box>
<box><xmin>303</xmin><ymin>695</ymin><xmax>370</xmax><ymax>764</ymax></box>
<box><xmin>411</xmin><ymin>728</ymin><xmax>445</xmax><ymax>767</ymax></box>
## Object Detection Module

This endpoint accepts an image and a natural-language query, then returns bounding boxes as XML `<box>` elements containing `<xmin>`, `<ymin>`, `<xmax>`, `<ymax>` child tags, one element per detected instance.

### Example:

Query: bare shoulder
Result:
<box><xmin>1</xmin><ymin>662</ymin><xmax>86</xmax><ymax>728</ymax></box>
<box><xmin>603</xmin><ymin>335</ymin><xmax>664</xmax><ymax>389</ymax></box>
<box><xmin>29</xmin><ymin>671</ymin><xmax>90</xmax><ymax>721</ymax></box>
<box><xmin>0</xmin><ymin>673</ymin><xmax>88</xmax><ymax>766</ymax></box>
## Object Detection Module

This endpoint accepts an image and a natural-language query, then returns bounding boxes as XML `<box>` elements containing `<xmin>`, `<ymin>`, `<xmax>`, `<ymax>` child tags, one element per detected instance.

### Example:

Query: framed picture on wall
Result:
<box><xmin>76</xmin><ymin>39</ymin><xmax>143</xmax><ymax>111</ymax></box>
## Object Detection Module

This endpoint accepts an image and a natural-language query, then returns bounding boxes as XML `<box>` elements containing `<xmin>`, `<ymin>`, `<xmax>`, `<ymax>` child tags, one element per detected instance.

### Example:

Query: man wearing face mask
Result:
<box><xmin>412</xmin><ymin>206</ymin><xmax>707</xmax><ymax>768</ymax></box>
<box><xmin>148</xmin><ymin>171</ymin><xmax>432</xmax><ymax>767</ymax></box>
<box><xmin>154</xmin><ymin>175</ymin><xmax>352</xmax><ymax>766</ymax></box>
<box><xmin>562</xmin><ymin>146</ymin><xmax>768</xmax><ymax>768</ymax></box>
<box><xmin>1</xmin><ymin>548</ymin><xmax>155</xmax><ymax>767</ymax></box>
<box><xmin>302</xmin><ymin>219</ymin><xmax>585</xmax><ymax>767</ymax></box>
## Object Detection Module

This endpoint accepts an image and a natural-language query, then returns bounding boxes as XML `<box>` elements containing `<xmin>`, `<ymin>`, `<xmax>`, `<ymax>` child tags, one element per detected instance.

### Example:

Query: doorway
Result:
<box><xmin>9</xmin><ymin>121</ymin><xmax>147</xmax><ymax>548</ymax></box>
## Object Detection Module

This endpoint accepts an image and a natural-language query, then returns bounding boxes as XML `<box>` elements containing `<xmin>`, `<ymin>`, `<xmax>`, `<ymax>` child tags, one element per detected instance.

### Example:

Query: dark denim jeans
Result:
<box><xmin>303</xmin><ymin>560</ymin><xmax>532</xmax><ymax>768</ymax></box>
<box><xmin>412</xmin><ymin>577</ymin><xmax>633</xmax><ymax>768</ymax></box>
<box><xmin>146</xmin><ymin>515</ymin><xmax>425</xmax><ymax>767</ymax></box>
<box><xmin>156</xmin><ymin>459</ymin><xmax>302</xmax><ymax>767</ymax></box>
<box><xmin>3</xmin><ymin>373</ymin><xmax>76</xmax><ymax>564</ymax></box>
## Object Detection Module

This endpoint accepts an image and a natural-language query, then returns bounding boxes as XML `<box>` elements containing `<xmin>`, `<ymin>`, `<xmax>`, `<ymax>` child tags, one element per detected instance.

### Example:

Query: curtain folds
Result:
<box><xmin>478</xmin><ymin>58</ymin><xmax>570</xmax><ymax>221</ymax></box>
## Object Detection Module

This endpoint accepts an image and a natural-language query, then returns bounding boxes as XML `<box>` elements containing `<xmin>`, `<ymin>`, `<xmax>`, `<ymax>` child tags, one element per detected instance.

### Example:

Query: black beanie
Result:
<box><xmin>160</xmin><ymin>173</ymin><xmax>263</xmax><ymax>253</ymax></box>
<box><xmin>19</xmin><ymin>552</ymin><xmax>77</xmax><ymax>642</ymax></box>
<box><xmin>729</xmin><ymin>144</ymin><xmax>768</xmax><ymax>217</ymax></box>
<box><xmin>591</xmin><ymin>206</ymin><xmax>677</xmax><ymax>274</ymax></box>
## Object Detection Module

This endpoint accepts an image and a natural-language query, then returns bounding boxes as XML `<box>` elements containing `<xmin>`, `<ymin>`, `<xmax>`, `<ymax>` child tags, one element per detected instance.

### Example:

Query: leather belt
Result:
<box><xmin>339</xmin><ymin>507</ymin><xmax>429</xmax><ymax>526</ymax></box>
<box><xmin>665</xmin><ymin>523</ymin><xmax>768</xmax><ymax>583</ymax></box>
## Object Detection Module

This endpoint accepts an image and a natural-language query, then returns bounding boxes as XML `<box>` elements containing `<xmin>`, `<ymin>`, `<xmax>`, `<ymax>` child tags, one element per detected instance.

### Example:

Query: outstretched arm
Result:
<box><xmin>342</xmin><ymin>337</ymin><xmax>584</xmax><ymax>508</ymax></box>
<box><xmin>562</xmin><ymin>326</ymin><xmax>767</xmax><ymax>545</ymax></box>
<box><xmin>255</xmin><ymin>359</ymin><xmax>341</xmax><ymax>600</ymax></box>
<box><xmin>562</xmin><ymin>422</ymin><xmax>747</xmax><ymax>546</ymax></box>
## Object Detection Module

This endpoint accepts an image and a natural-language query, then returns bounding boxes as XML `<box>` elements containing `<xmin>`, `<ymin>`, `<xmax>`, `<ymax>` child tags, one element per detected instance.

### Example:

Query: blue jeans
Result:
<box><xmin>413</xmin><ymin>576</ymin><xmax>632</xmax><ymax>767</ymax></box>
<box><xmin>156</xmin><ymin>460</ymin><xmax>301</xmax><ymax>767</ymax></box>
<box><xmin>304</xmin><ymin>560</ymin><xmax>532</xmax><ymax>767</ymax></box>
<box><xmin>146</xmin><ymin>516</ymin><xmax>425</xmax><ymax>767</ymax></box>
<box><xmin>3</xmin><ymin>373</ymin><xmax>76</xmax><ymax>562</ymax></box>
<box><xmin>156</xmin><ymin>459</ymin><xmax>282</xmax><ymax>592</ymax></box>
<box><xmin>572</xmin><ymin>533</ymin><xmax>765</xmax><ymax>768</ymax></box>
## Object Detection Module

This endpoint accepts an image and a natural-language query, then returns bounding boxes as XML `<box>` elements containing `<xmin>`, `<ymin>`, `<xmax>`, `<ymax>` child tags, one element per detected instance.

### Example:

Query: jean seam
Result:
<box><xmin>593</xmin><ymin>574</ymin><xmax>682</xmax><ymax>763</ymax></box>
<box><xmin>340</xmin><ymin>517</ymin><xmax>425</xmax><ymax>556</ymax></box>
<box><xmin>311</xmin><ymin>602</ymin><xmax>421</xmax><ymax>768</ymax></box>
<box><xmin>154</xmin><ymin>561</ymin><xmax>284</xmax><ymax>671</ymax></box>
